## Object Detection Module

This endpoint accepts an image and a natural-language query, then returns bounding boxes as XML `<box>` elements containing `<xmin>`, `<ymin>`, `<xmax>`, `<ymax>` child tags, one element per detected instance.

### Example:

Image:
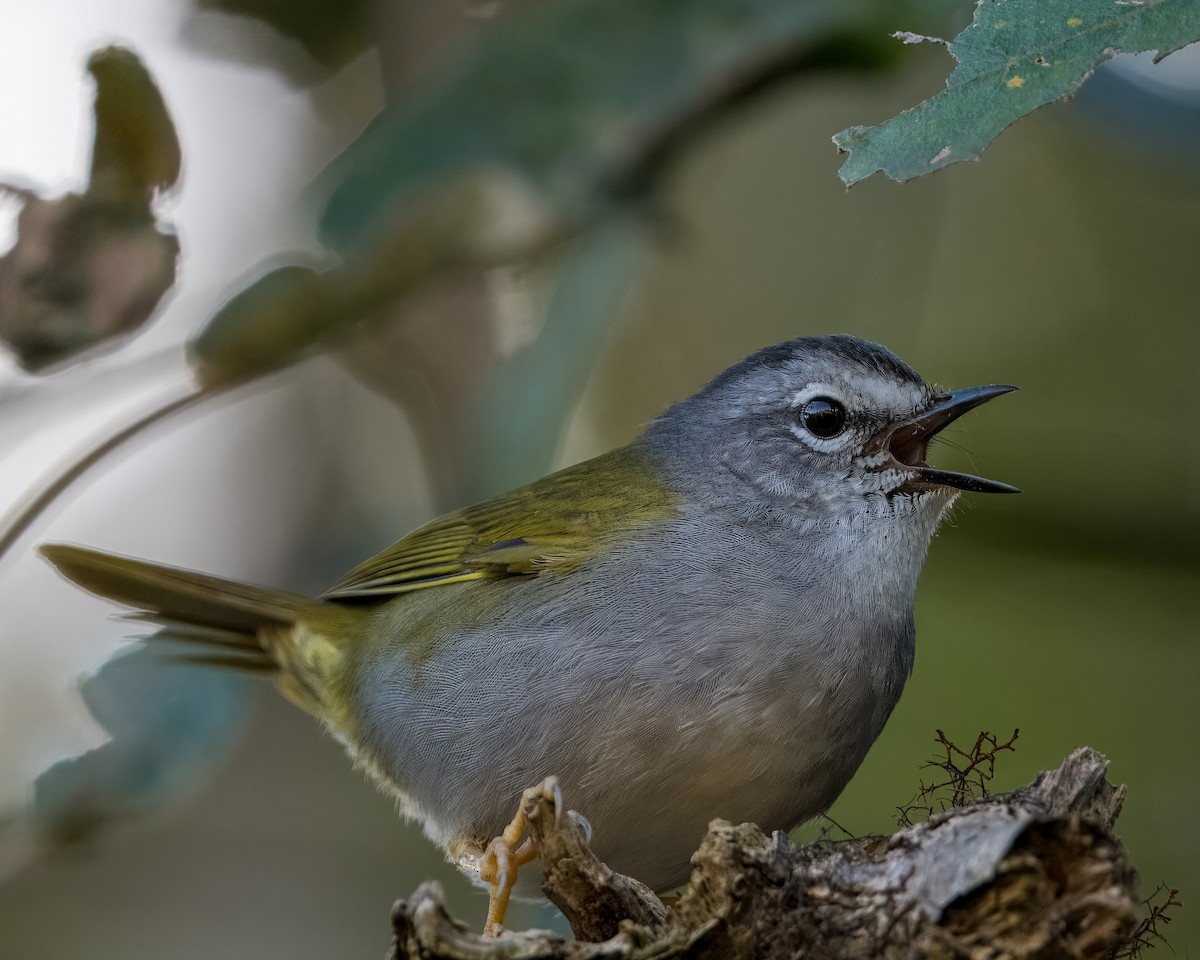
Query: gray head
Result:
<box><xmin>642</xmin><ymin>334</ymin><xmax>1017</xmax><ymax>524</ymax></box>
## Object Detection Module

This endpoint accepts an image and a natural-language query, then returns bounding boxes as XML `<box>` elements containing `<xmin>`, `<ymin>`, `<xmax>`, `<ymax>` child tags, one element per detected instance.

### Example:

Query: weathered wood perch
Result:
<box><xmin>390</xmin><ymin>747</ymin><xmax>1136</xmax><ymax>959</ymax></box>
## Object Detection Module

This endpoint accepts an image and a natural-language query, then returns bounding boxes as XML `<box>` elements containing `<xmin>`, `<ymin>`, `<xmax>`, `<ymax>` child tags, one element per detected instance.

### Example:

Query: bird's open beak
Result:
<box><xmin>888</xmin><ymin>385</ymin><xmax>1020</xmax><ymax>494</ymax></box>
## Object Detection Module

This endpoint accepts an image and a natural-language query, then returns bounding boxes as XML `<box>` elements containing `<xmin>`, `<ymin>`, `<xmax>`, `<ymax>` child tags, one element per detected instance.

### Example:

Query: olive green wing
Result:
<box><xmin>321</xmin><ymin>446</ymin><xmax>677</xmax><ymax>602</ymax></box>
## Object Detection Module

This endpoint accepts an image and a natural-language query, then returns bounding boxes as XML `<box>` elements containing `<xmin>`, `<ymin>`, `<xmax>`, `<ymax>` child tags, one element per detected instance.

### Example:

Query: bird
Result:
<box><xmin>39</xmin><ymin>334</ymin><xmax>1017</xmax><ymax>934</ymax></box>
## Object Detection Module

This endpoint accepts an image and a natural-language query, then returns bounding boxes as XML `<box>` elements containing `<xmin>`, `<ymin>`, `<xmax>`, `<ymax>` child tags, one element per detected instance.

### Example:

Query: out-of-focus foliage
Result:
<box><xmin>191</xmin><ymin>171</ymin><xmax>553</xmax><ymax>388</ymax></box>
<box><xmin>0</xmin><ymin>192</ymin><xmax>177</xmax><ymax>373</ymax></box>
<box><xmin>32</xmin><ymin>647</ymin><xmax>252</xmax><ymax>845</ymax></box>
<box><xmin>190</xmin><ymin>263</ymin><xmax>333</xmax><ymax>388</ymax></box>
<box><xmin>86</xmin><ymin>47</ymin><xmax>181</xmax><ymax>203</ymax></box>
<box><xmin>462</xmin><ymin>219</ymin><xmax>647</xmax><ymax>498</ymax></box>
<box><xmin>196</xmin><ymin>0</ymin><xmax>947</xmax><ymax>398</ymax></box>
<box><xmin>834</xmin><ymin>0</ymin><xmax>1200</xmax><ymax>185</ymax></box>
<box><xmin>195</xmin><ymin>0</ymin><xmax>370</xmax><ymax>72</ymax></box>
<box><xmin>0</xmin><ymin>46</ymin><xmax>178</xmax><ymax>373</ymax></box>
<box><xmin>319</xmin><ymin>0</ymin><xmax>912</xmax><ymax>256</ymax></box>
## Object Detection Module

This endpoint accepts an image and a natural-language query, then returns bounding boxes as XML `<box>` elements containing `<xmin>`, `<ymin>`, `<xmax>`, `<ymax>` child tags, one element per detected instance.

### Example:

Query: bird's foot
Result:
<box><xmin>478</xmin><ymin>776</ymin><xmax>562</xmax><ymax>936</ymax></box>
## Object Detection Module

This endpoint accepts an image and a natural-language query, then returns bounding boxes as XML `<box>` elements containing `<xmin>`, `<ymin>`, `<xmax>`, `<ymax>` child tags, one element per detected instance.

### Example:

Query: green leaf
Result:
<box><xmin>188</xmin><ymin>263</ymin><xmax>338</xmax><ymax>387</ymax></box>
<box><xmin>32</xmin><ymin>646</ymin><xmax>252</xmax><ymax>846</ymax></box>
<box><xmin>202</xmin><ymin>1</ymin><xmax>946</xmax><ymax>389</ymax></box>
<box><xmin>192</xmin><ymin>0</ymin><xmax>369</xmax><ymax>74</ymax></box>
<box><xmin>319</xmin><ymin>0</ymin><xmax>874</xmax><ymax>254</ymax></box>
<box><xmin>460</xmin><ymin>217</ymin><xmax>647</xmax><ymax>501</ymax></box>
<box><xmin>833</xmin><ymin>0</ymin><xmax>1200</xmax><ymax>186</ymax></box>
<box><xmin>87</xmin><ymin>46</ymin><xmax>181</xmax><ymax>202</ymax></box>
<box><xmin>190</xmin><ymin>174</ymin><xmax>555</xmax><ymax>388</ymax></box>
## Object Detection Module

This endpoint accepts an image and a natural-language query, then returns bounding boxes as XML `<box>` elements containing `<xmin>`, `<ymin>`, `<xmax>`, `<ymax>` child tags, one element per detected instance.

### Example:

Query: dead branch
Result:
<box><xmin>390</xmin><ymin>747</ymin><xmax>1138</xmax><ymax>959</ymax></box>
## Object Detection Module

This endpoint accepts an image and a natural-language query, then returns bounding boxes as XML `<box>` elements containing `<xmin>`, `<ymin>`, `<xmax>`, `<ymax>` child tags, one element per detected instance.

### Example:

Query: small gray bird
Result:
<box><xmin>41</xmin><ymin>335</ymin><xmax>1017</xmax><ymax>932</ymax></box>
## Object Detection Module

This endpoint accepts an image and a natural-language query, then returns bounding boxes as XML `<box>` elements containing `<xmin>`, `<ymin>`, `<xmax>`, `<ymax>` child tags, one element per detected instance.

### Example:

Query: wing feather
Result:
<box><xmin>322</xmin><ymin>447</ymin><xmax>676</xmax><ymax>603</ymax></box>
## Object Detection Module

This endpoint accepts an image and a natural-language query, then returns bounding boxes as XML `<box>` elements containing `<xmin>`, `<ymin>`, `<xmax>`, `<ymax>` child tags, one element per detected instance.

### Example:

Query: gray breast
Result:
<box><xmin>348</xmin><ymin>512</ymin><xmax>921</xmax><ymax>891</ymax></box>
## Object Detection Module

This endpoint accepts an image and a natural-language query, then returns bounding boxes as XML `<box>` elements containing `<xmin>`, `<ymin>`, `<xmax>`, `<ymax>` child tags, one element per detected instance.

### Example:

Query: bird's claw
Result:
<box><xmin>568</xmin><ymin>809</ymin><xmax>593</xmax><ymax>843</ymax></box>
<box><xmin>479</xmin><ymin>776</ymin><xmax>560</xmax><ymax>936</ymax></box>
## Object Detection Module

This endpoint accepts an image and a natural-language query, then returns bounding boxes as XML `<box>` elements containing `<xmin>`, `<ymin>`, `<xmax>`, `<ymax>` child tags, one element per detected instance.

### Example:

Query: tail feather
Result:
<box><xmin>40</xmin><ymin>543</ymin><xmax>316</xmax><ymax>635</ymax></box>
<box><xmin>122</xmin><ymin>614</ymin><xmax>277</xmax><ymax>664</ymax></box>
<box><xmin>40</xmin><ymin>543</ymin><xmax>364</xmax><ymax>720</ymax></box>
<box><xmin>177</xmin><ymin>652</ymin><xmax>282</xmax><ymax>673</ymax></box>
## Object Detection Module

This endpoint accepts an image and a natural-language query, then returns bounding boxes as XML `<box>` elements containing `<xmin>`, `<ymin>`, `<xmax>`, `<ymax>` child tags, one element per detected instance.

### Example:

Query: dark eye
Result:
<box><xmin>800</xmin><ymin>397</ymin><xmax>848</xmax><ymax>439</ymax></box>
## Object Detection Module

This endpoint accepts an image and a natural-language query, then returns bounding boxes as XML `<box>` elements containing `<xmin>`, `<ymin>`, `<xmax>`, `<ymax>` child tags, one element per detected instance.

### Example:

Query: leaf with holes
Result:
<box><xmin>833</xmin><ymin>0</ymin><xmax>1200</xmax><ymax>185</ymax></box>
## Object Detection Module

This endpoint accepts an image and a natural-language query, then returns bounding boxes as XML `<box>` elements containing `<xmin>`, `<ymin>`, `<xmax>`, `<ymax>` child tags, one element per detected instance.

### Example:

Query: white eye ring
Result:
<box><xmin>788</xmin><ymin>384</ymin><xmax>855</xmax><ymax>451</ymax></box>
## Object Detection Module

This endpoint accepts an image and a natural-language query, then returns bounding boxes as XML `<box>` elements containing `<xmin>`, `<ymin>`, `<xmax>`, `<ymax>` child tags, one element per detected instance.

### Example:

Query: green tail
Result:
<box><xmin>39</xmin><ymin>543</ymin><xmax>360</xmax><ymax>718</ymax></box>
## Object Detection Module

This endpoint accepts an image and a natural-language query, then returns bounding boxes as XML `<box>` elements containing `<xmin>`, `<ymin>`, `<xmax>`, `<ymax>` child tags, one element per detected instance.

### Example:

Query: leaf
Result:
<box><xmin>191</xmin><ymin>173</ymin><xmax>554</xmax><ymax>387</ymax></box>
<box><xmin>833</xmin><ymin>0</ymin><xmax>1200</xmax><ymax>186</ymax></box>
<box><xmin>188</xmin><ymin>263</ymin><xmax>337</xmax><ymax>387</ymax></box>
<box><xmin>87</xmin><ymin>46</ymin><xmax>182</xmax><ymax>202</ymax></box>
<box><xmin>318</xmin><ymin>0</ymin><xmax>882</xmax><ymax>254</ymax></box>
<box><xmin>459</xmin><ymin>218</ymin><xmax>648</xmax><ymax>501</ymax></box>
<box><xmin>0</xmin><ymin>45</ymin><xmax>180</xmax><ymax>373</ymax></box>
<box><xmin>189</xmin><ymin>0</ymin><xmax>370</xmax><ymax>78</ymax></box>
<box><xmin>32</xmin><ymin>646</ymin><xmax>253</xmax><ymax>845</ymax></box>
<box><xmin>146</xmin><ymin>4</ymin><xmax>947</xmax><ymax>393</ymax></box>
<box><xmin>0</xmin><ymin>192</ymin><xmax>178</xmax><ymax>373</ymax></box>
<box><xmin>207</xmin><ymin>0</ymin><xmax>939</xmax><ymax>389</ymax></box>
<box><xmin>195</xmin><ymin>0</ymin><xmax>369</xmax><ymax>70</ymax></box>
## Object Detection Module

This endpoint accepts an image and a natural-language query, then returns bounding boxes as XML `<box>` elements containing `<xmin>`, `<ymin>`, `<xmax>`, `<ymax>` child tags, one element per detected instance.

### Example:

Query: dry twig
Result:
<box><xmin>390</xmin><ymin>747</ymin><xmax>1138</xmax><ymax>960</ymax></box>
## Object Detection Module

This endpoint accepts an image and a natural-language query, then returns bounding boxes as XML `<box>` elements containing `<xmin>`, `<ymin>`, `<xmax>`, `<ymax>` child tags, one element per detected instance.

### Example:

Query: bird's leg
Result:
<box><xmin>478</xmin><ymin>776</ymin><xmax>561</xmax><ymax>936</ymax></box>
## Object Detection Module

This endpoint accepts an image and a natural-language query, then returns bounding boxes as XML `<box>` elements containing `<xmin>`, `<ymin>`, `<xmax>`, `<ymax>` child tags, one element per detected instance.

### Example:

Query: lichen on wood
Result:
<box><xmin>390</xmin><ymin>748</ymin><xmax>1137</xmax><ymax>960</ymax></box>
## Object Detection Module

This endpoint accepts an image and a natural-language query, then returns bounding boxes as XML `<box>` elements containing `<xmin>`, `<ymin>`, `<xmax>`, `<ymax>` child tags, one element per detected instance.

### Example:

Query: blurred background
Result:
<box><xmin>0</xmin><ymin>0</ymin><xmax>1198</xmax><ymax>956</ymax></box>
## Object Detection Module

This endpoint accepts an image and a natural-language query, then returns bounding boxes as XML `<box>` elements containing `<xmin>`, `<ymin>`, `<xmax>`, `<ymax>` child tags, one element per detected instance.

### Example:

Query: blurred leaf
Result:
<box><xmin>833</xmin><ymin>0</ymin><xmax>1200</xmax><ymax>185</ymax></box>
<box><xmin>192</xmin><ymin>172</ymin><xmax>555</xmax><ymax>388</ymax></box>
<box><xmin>319</xmin><ymin>0</ymin><xmax>914</xmax><ymax>255</ymax></box>
<box><xmin>194</xmin><ymin>0</ymin><xmax>369</xmax><ymax>72</ymax></box>
<box><xmin>0</xmin><ymin>45</ymin><xmax>179</xmax><ymax>373</ymax></box>
<box><xmin>189</xmin><ymin>263</ymin><xmax>337</xmax><ymax>387</ymax></box>
<box><xmin>203</xmin><ymin>0</ymin><xmax>948</xmax><ymax>392</ymax></box>
<box><xmin>461</xmin><ymin>217</ymin><xmax>647</xmax><ymax>500</ymax></box>
<box><xmin>87</xmin><ymin>46</ymin><xmax>181</xmax><ymax>203</ymax></box>
<box><xmin>0</xmin><ymin>191</ymin><xmax>178</xmax><ymax>373</ymax></box>
<box><xmin>32</xmin><ymin>646</ymin><xmax>253</xmax><ymax>846</ymax></box>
